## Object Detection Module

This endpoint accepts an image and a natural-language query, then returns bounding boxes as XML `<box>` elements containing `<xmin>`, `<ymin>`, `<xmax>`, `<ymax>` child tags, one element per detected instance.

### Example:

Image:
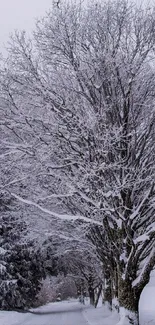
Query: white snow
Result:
<box><xmin>130</xmin><ymin>188</ymin><xmax>153</xmax><ymax>221</ymax></box>
<box><xmin>0</xmin><ymin>274</ymin><xmax>155</xmax><ymax>325</ymax></box>
<box><xmin>132</xmin><ymin>247</ymin><xmax>155</xmax><ymax>288</ymax></box>
<box><xmin>83</xmin><ymin>304</ymin><xmax>119</xmax><ymax>325</ymax></box>
<box><xmin>115</xmin><ymin>307</ymin><xmax>137</xmax><ymax>325</ymax></box>
<box><xmin>133</xmin><ymin>233</ymin><xmax>150</xmax><ymax>244</ymax></box>
<box><xmin>0</xmin><ymin>248</ymin><xmax>6</xmax><ymax>254</ymax></box>
<box><xmin>11</xmin><ymin>193</ymin><xmax>102</xmax><ymax>225</ymax></box>
<box><xmin>0</xmin><ymin>264</ymin><xmax>6</xmax><ymax>273</ymax></box>
<box><xmin>0</xmin><ymin>300</ymin><xmax>118</xmax><ymax>325</ymax></box>
<box><xmin>139</xmin><ymin>270</ymin><xmax>155</xmax><ymax>325</ymax></box>
<box><xmin>0</xmin><ymin>301</ymin><xmax>84</xmax><ymax>325</ymax></box>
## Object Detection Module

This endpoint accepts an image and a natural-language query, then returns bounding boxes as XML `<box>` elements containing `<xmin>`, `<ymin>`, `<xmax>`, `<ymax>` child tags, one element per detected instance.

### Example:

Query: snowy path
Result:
<box><xmin>0</xmin><ymin>301</ymin><xmax>90</xmax><ymax>325</ymax></box>
<box><xmin>1</xmin><ymin>291</ymin><xmax>155</xmax><ymax>325</ymax></box>
<box><xmin>11</xmin><ymin>309</ymin><xmax>88</xmax><ymax>325</ymax></box>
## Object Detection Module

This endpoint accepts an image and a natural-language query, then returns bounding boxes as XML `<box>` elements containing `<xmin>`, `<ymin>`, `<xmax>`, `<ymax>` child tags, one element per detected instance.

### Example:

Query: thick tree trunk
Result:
<box><xmin>118</xmin><ymin>278</ymin><xmax>140</xmax><ymax>325</ymax></box>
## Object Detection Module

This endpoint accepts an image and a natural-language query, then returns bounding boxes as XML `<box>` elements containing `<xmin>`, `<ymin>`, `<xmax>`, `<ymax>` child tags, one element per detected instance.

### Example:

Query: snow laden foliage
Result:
<box><xmin>0</xmin><ymin>1</ymin><xmax>155</xmax><ymax>323</ymax></box>
<box><xmin>0</xmin><ymin>192</ymin><xmax>45</xmax><ymax>310</ymax></box>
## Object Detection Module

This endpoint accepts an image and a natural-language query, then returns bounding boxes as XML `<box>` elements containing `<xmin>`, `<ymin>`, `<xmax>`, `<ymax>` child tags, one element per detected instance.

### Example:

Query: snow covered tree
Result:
<box><xmin>0</xmin><ymin>1</ymin><xmax>155</xmax><ymax>323</ymax></box>
<box><xmin>0</xmin><ymin>192</ymin><xmax>45</xmax><ymax>310</ymax></box>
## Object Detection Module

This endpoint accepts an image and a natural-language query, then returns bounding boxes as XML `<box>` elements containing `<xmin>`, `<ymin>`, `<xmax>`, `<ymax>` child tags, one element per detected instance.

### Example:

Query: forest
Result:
<box><xmin>0</xmin><ymin>1</ymin><xmax>155</xmax><ymax>325</ymax></box>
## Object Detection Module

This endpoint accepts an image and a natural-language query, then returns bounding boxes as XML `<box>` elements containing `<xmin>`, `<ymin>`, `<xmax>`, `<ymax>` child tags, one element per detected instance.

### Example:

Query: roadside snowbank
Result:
<box><xmin>139</xmin><ymin>270</ymin><xmax>155</xmax><ymax>325</ymax></box>
<box><xmin>83</xmin><ymin>305</ymin><xmax>119</xmax><ymax>325</ymax></box>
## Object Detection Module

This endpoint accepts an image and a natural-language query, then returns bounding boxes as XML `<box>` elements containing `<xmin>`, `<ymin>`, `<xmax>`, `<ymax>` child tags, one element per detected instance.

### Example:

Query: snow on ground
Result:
<box><xmin>139</xmin><ymin>270</ymin><xmax>155</xmax><ymax>325</ymax></box>
<box><xmin>30</xmin><ymin>298</ymin><xmax>82</xmax><ymax>313</ymax></box>
<box><xmin>0</xmin><ymin>300</ymin><xmax>85</xmax><ymax>325</ymax></box>
<box><xmin>0</xmin><ymin>311</ymin><xmax>25</xmax><ymax>325</ymax></box>
<box><xmin>83</xmin><ymin>304</ymin><xmax>119</xmax><ymax>325</ymax></box>
<box><xmin>0</xmin><ymin>299</ymin><xmax>118</xmax><ymax>325</ymax></box>
<box><xmin>1</xmin><ymin>273</ymin><xmax>155</xmax><ymax>325</ymax></box>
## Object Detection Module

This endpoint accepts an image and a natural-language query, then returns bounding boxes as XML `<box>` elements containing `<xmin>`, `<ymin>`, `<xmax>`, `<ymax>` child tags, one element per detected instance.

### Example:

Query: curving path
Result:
<box><xmin>0</xmin><ymin>301</ymin><xmax>89</xmax><ymax>325</ymax></box>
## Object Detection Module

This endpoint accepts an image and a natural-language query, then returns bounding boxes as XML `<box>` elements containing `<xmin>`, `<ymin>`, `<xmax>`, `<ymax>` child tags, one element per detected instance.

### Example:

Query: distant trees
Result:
<box><xmin>41</xmin><ymin>233</ymin><xmax>103</xmax><ymax>306</ymax></box>
<box><xmin>59</xmin><ymin>247</ymin><xmax>103</xmax><ymax>306</ymax></box>
<box><xmin>0</xmin><ymin>1</ymin><xmax>155</xmax><ymax>323</ymax></box>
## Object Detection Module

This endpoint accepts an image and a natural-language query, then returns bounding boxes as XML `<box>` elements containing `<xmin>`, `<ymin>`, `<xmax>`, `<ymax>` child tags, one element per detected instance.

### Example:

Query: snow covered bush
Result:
<box><xmin>36</xmin><ymin>275</ymin><xmax>77</xmax><ymax>306</ymax></box>
<box><xmin>36</xmin><ymin>277</ymin><xmax>57</xmax><ymax>306</ymax></box>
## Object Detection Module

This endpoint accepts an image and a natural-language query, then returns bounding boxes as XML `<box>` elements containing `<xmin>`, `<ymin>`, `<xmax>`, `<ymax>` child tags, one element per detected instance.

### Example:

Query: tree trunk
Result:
<box><xmin>89</xmin><ymin>287</ymin><xmax>95</xmax><ymax>306</ymax></box>
<box><xmin>103</xmin><ymin>277</ymin><xmax>112</xmax><ymax>310</ymax></box>
<box><xmin>113</xmin><ymin>268</ymin><xmax>119</xmax><ymax>300</ymax></box>
<box><xmin>88</xmin><ymin>275</ymin><xmax>95</xmax><ymax>306</ymax></box>
<box><xmin>112</xmin><ymin>269</ymin><xmax>119</xmax><ymax>312</ymax></box>
<box><xmin>94</xmin><ymin>284</ymin><xmax>102</xmax><ymax>308</ymax></box>
<box><xmin>118</xmin><ymin>278</ymin><xmax>140</xmax><ymax>325</ymax></box>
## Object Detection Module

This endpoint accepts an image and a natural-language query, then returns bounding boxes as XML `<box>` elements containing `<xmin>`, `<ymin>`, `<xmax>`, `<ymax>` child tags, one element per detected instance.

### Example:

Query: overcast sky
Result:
<box><xmin>0</xmin><ymin>0</ymin><xmax>52</xmax><ymax>53</ymax></box>
<box><xmin>0</xmin><ymin>0</ymin><xmax>152</xmax><ymax>54</ymax></box>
